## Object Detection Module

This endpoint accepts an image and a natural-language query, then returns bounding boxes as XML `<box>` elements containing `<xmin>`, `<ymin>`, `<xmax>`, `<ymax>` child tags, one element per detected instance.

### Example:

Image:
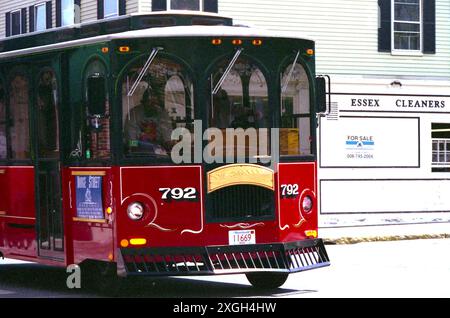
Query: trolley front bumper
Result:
<box><xmin>120</xmin><ymin>239</ymin><xmax>330</xmax><ymax>276</ymax></box>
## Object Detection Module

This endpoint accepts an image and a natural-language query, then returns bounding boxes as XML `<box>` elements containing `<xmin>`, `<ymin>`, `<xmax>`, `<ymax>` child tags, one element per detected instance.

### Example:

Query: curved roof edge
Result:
<box><xmin>0</xmin><ymin>24</ymin><xmax>314</xmax><ymax>60</ymax></box>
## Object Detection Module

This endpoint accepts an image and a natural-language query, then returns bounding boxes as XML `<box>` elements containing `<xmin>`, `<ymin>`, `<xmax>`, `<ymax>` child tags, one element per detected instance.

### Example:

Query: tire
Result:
<box><xmin>80</xmin><ymin>261</ymin><xmax>120</xmax><ymax>294</ymax></box>
<box><xmin>245</xmin><ymin>272</ymin><xmax>289</xmax><ymax>289</ymax></box>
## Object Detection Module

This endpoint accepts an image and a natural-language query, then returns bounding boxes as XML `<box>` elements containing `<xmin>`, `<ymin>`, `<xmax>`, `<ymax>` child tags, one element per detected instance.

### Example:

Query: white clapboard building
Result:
<box><xmin>220</xmin><ymin>0</ymin><xmax>450</xmax><ymax>227</ymax></box>
<box><xmin>0</xmin><ymin>0</ymin><xmax>449</xmax><ymax>227</ymax></box>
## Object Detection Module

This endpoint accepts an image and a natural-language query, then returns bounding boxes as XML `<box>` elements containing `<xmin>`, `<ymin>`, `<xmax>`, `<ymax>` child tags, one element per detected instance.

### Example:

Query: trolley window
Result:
<box><xmin>209</xmin><ymin>55</ymin><xmax>270</xmax><ymax>162</ymax></box>
<box><xmin>37</xmin><ymin>70</ymin><xmax>59</xmax><ymax>158</ymax></box>
<box><xmin>280</xmin><ymin>61</ymin><xmax>311</xmax><ymax>156</ymax></box>
<box><xmin>0</xmin><ymin>82</ymin><xmax>5</xmax><ymax>159</ymax></box>
<box><xmin>84</xmin><ymin>59</ymin><xmax>110</xmax><ymax>160</ymax></box>
<box><xmin>122</xmin><ymin>55</ymin><xmax>194</xmax><ymax>160</ymax></box>
<box><xmin>9</xmin><ymin>73</ymin><xmax>30</xmax><ymax>160</ymax></box>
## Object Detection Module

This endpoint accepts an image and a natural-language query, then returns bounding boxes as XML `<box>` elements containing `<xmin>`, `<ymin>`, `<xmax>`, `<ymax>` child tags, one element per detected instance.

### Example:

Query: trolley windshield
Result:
<box><xmin>120</xmin><ymin>36</ymin><xmax>314</xmax><ymax>164</ymax></box>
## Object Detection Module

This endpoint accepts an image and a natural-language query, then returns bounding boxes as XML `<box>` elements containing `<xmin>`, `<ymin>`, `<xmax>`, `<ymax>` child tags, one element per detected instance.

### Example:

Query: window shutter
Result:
<box><xmin>378</xmin><ymin>0</ymin><xmax>391</xmax><ymax>52</ymax></box>
<box><xmin>75</xmin><ymin>0</ymin><xmax>81</xmax><ymax>24</ymax></box>
<box><xmin>46</xmin><ymin>1</ymin><xmax>52</xmax><ymax>29</ymax></box>
<box><xmin>5</xmin><ymin>12</ymin><xmax>11</xmax><ymax>37</ymax></box>
<box><xmin>21</xmin><ymin>8</ymin><xmax>27</xmax><ymax>34</ymax></box>
<box><xmin>56</xmin><ymin>0</ymin><xmax>61</xmax><ymax>27</ymax></box>
<box><xmin>204</xmin><ymin>0</ymin><xmax>218</xmax><ymax>13</ymax></box>
<box><xmin>97</xmin><ymin>0</ymin><xmax>104</xmax><ymax>19</ymax></box>
<box><xmin>152</xmin><ymin>0</ymin><xmax>167</xmax><ymax>11</ymax></box>
<box><xmin>29</xmin><ymin>6</ymin><xmax>35</xmax><ymax>32</ymax></box>
<box><xmin>423</xmin><ymin>0</ymin><xmax>436</xmax><ymax>54</ymax></box>
<box><xmin>119</xmin><ymin>0</ymin><xmax>126</xmax><ymax>15</ymax></box>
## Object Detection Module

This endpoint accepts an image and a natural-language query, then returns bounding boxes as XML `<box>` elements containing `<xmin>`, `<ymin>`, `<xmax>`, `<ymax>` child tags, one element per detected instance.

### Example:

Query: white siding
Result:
<box><xmin>219</xmin><ymin>0</ymin><xmax>450</xmax><ymax>79</ymax></box>
<box><xmin>139</xmin><ymin>0</ymin><xmax>152</xmax><ymax>13</ymax></box>
<box><xmin>127</xmin><ymin>0</ymin><xmax>139</xmax><ymax>14</ymax></box>
<box><xmin>80</xmin><ymin>0</ymin><xmax>97</xmax><ymax>23</ymax></box>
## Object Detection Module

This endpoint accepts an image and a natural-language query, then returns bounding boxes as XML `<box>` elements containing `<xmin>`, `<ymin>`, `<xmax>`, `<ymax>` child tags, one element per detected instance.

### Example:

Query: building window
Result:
<box><xmin>56</xmin><ymin>0</ymin><xmax>81</xmax><ymax>27</ymax></box>
<box><xmin>61</xmin><ymin>0</ymin><xmax>75</xmax><ymax>26</ymax></box>
<box><xmin>11</xmin><ymin>10</ymin><xmax>22</xmax><ymax>36</ymax></box>
<box><xmin>34</xmin><ymin>3</ymin><xmax>47</xmax><ymax>32</ymax></box>
<box><xmin>97</xmin><ymin>0</ymin><xmax>125</xmax><ymax>19</ymax></box>
<box><xmin>104</xmin><ymin>0</ymin><xmax>119</xmax><ymax>18</ymax></box>
<box><xmin>170</xmin><ymin>0</ymin><xmax>200</xmax><ymax>10</ymax></box>
<box><xmin>432</xmin><ymin>123</ymin><xmax>450</xmax><ymax>172</ymax></box>
<box><xmin>392</xmin><ymin>0</ymin><xmax>421</xmax><ymax>51</ymax></box>
<box><xmin>378</xmin><ymin>0</ymin><xmax>435</xmax><ymax>54</ymax></box>
<box><xmin>152</xmin><ymin>0</ymin><xmax>218</xmax><ymax>13</ymax></box>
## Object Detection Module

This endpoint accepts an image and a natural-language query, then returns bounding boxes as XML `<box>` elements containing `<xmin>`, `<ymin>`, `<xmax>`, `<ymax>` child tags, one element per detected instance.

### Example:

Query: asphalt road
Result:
<box><xmin>0</xmin><ymin>238</ymin><xmax>449</xmax><ymax>298</ymax></box>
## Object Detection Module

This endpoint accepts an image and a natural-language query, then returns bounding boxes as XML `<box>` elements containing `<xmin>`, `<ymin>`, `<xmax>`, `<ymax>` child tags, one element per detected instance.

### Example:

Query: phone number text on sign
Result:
<box><xmin>228</xmin><ymin>230</ymin><xmax>256</xmax><ymax>245</ymax></box>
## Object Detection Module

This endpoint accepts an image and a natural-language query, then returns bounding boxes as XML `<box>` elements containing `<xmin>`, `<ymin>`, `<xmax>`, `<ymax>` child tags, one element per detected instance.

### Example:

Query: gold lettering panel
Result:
<box><xmin>207</xmin><ymin>164</ymin><xmax>274</xmax><ymax>193</ymax></box>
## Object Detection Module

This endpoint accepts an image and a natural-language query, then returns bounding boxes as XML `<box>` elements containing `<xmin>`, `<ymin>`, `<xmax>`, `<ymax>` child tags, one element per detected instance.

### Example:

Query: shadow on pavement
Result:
<box><xmin>0</xmin><ymin>263</ymin><xmax>316</xmax><ymax>298</ymax></box>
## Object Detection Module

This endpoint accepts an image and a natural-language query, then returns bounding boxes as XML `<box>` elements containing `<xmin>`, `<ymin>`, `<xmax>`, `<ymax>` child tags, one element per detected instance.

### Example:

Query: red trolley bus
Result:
<box><xmin>0</xmin><ymin>11</ymin><xmax>329</xmax><ymax>289</ymax></box>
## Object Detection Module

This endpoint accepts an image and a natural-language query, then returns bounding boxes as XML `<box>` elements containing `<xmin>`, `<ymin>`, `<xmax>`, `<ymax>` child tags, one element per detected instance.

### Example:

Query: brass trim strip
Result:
<box><xmin>0</xmin><ymin>211</ymin><xmax>7</xmax><ymax>215</ymax></box>
<box><xmin>72</xmin><ymin>217</ymin><xmax>107</xmax><ymax>223</ymax></box>
<box><xmin>207</xmin><ymin>164</ymin><xmax>275</xmax><ymax>193</ymax></box>
<box><xmin>0</xmin><ymin>169</ymin><xmax>5</xmax><ymax>174</ymax></box>
<box><xmin>71</xmin><ymin>171</ymin><xmax>106</xmax><ymax>176</ymax></box>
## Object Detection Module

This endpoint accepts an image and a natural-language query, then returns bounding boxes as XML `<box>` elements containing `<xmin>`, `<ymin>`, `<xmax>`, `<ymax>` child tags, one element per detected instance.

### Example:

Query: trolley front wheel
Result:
<box><xmin>245</xmin><ymin>272</ymin><xmax>289</xmax><ymax>289</ymax></box>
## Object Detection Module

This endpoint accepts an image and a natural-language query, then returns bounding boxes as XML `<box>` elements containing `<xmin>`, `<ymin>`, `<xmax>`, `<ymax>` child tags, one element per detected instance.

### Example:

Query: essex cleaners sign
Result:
<box><xmin>336</xmin><ymin>94</ymin><xmax>450</xmax><ymax>112</ymax></box>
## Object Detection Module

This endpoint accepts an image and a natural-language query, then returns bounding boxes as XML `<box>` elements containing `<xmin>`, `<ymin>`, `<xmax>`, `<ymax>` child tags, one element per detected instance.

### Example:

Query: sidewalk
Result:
<box><xmin>319</xmin><ymin>222</ymin><xmax>450</xmax><ymax>244</ymax></box>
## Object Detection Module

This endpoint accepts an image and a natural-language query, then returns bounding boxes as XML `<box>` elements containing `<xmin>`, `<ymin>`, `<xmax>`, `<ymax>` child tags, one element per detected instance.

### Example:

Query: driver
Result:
<box><xmin>124</xmin><ymin>88</ymin><xmax>172</xmax><ymax>156</ymax></box>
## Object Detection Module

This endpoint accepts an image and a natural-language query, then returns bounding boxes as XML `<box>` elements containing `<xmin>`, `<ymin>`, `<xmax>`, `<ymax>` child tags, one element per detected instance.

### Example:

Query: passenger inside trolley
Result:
<box><xmin>124</xmin><ymin>87</ymin><xmax>172</xmax><ymax>156</ymax></box>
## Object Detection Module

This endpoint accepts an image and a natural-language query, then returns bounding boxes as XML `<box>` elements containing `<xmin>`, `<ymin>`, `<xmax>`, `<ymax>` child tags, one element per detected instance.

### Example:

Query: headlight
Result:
<box><xmin>302</xmin><ymin>196</ymin><xmax>313</xmax><ymax>213</ymax></box>
<box><xmin>127</xmin><ymin>202</ymin><xmax>144</xmax><ymax>220</ymax></box>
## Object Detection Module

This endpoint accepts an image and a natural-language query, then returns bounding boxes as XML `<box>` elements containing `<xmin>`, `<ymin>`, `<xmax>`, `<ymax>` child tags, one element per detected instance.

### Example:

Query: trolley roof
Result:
<box><xmin>0</xmin><ymin>13</ymin><xmax>314</xmax><ymax>60</ymax></box>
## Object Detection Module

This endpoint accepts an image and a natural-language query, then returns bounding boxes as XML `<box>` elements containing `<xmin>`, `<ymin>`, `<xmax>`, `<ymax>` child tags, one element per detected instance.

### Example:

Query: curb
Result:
<box><xmin>324</xmin><ymin>233</ymin><xmax>450</xmax><ymax>245</ymax></box>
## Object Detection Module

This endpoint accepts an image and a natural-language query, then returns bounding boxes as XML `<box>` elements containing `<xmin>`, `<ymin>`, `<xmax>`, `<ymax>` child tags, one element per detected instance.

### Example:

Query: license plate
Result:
<box><xmin>228</xmin><ymin>230</ymin><xmax>256</xmax><ymax>245</ymax></box>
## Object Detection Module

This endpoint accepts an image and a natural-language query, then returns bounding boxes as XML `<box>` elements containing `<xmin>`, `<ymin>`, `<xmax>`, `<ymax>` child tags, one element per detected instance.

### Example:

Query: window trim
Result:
<box><xmin>391</xmin><ymin>0</ymin><xmax>423</xmax><ymax>54</ymax></box>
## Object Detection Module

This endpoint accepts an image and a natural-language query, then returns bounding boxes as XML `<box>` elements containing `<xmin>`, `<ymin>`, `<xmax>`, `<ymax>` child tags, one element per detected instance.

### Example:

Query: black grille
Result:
<box><xmin>207</xmin><ymin>185</ymin><xmax>274</xmax><ymax>222</ymax></box>
<box><xmin>120</xmin><ymin>239</ymin><xmax>330</xmax><ymax>276</ymax></box>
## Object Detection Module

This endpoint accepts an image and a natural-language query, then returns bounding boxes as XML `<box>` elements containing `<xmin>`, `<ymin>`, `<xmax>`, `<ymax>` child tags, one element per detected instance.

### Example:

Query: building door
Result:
<box><xmin>34</xmin><ymin>67</ymin><xmax>64</xmax><ymax>260</ymax></box>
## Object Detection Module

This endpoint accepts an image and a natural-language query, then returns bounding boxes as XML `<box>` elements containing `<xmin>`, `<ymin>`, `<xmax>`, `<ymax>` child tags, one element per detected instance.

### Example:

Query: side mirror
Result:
<box><xmin>315</xmin><ymin>76</ymin><xmax>329</xmax><ymax>113</ymax></box>
<box><xmin>87</xmin><ymin>76</ymin><xmax>106</xmax><ymax>115</ymax></box>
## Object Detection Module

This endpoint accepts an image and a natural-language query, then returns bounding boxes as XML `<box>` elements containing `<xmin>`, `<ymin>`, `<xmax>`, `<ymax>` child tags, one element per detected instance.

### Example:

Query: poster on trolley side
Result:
<box><xmin>75</xmin><ymin>175</ymin><xmax>104</xmax><ymax>220</ymax></box>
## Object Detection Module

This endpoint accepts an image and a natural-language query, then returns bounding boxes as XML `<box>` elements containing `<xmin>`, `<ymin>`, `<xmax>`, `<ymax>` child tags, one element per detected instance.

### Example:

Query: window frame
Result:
<box><xmin>391</xmin><ymin>0</ymin><xmax>423</xmax><ymax>54</ymax></box>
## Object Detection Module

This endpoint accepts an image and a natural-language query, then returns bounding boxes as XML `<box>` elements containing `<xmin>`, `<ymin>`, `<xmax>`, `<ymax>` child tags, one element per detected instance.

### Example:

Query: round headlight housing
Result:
<box><xmin>127</xmin><ymin>202</ymin><xmax>145</xmax><ymax>220</ymax></box>
<box><xmin>302</xmin><ymin>196</ymin><xmax>313</xmax><ymax>214</ymax></box>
